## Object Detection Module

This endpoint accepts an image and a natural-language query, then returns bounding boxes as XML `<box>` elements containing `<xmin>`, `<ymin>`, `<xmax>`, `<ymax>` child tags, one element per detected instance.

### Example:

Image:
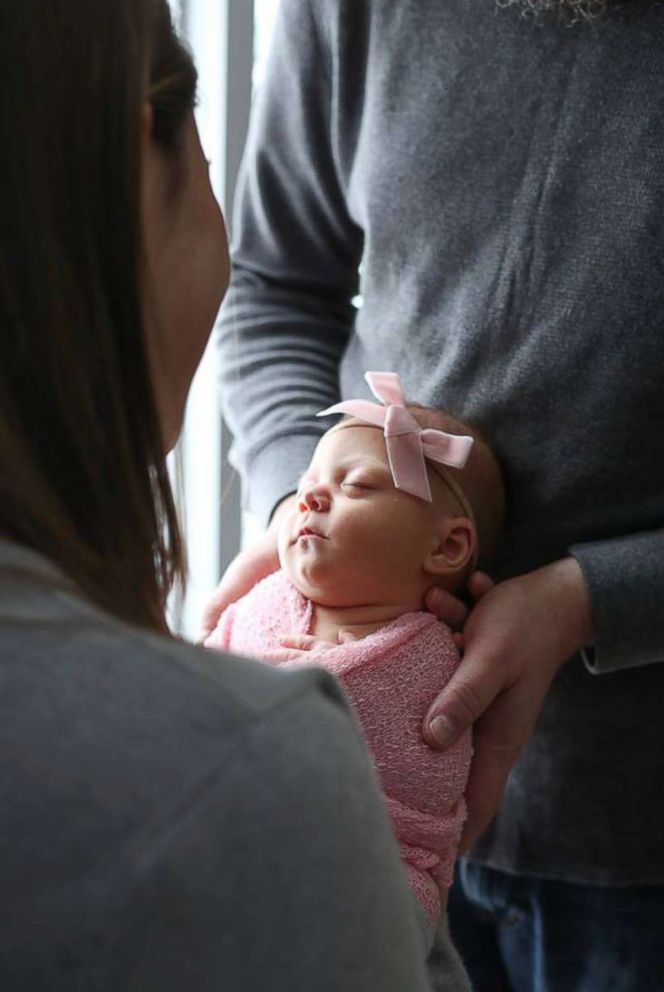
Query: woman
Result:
<box><xmin>0</xmin><ymin>2</ymin><xmax>434</xmax><ymax>988</ymax></box>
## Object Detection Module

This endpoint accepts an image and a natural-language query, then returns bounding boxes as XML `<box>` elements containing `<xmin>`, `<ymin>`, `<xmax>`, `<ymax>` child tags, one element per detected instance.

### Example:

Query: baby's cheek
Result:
<box><xmin>276</xmin><ymin>521</ymin><xmax>296</xmax><ymax>568</ymax></box>
<box><xmin>280</xmin><ymin>543</ymin><xmax>301</xmax><ymax>583</ymax></box>
<box><xmin>353</xmin><ymin>506</ymin><xmax>397</xmax><ymax>545</ymax></box>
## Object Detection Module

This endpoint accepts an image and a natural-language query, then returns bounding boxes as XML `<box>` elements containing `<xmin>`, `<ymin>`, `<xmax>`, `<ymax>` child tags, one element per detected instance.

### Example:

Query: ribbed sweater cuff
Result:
<box><xmin>570</xmin><ymin>528</ymin><xmax>664</xmax><ymax>674</ymax></box>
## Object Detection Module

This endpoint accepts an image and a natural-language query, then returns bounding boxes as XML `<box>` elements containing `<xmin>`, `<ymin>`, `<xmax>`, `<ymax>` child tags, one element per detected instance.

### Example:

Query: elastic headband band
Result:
<box><xmin>317</xmin><ymin>371</ymin><xmax>474</xmax><ymax>505</ymax></box>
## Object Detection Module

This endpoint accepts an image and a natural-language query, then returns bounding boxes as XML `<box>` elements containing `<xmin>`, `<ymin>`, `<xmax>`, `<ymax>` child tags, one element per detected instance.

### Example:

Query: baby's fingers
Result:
<box><xmin>278</xmin><ymin>634</ymin><xmax>319</xmax><ymax>651</ymax></box>
<box><xmin>263</xmin><ymin>647</ymin><xmax>310</xmax><ymax>663</ymax></box>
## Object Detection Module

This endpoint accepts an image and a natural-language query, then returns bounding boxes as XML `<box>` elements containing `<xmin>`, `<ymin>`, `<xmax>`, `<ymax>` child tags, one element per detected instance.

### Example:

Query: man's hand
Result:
<box><xmin>425</xmin><ymin>571</ymin><xmax>495</xmax><ymax>648</ymax></box>
<box><xmin>198</xmin><ymin>495</ymin><xmax>296</xmax><ymax>643</ymax></box>
<box><xmin>422</xmin><ymin>557</ymin><xmax>592</xmax><ymax>851</ymax></box>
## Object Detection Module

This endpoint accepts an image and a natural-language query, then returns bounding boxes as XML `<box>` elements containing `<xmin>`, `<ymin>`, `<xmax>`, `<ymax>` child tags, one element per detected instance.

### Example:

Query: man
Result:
<box><xmin>205</xmin><ymin>1</ymin><xmax>664</xmax><ymax>987</ymax></box>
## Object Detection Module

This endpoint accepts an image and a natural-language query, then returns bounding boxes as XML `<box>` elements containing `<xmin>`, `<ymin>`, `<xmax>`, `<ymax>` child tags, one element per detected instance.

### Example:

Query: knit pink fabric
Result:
<box><xmin>205</xmin><ymin>570</ymin><xmax>472</xmax><ymax>923</ymax></box>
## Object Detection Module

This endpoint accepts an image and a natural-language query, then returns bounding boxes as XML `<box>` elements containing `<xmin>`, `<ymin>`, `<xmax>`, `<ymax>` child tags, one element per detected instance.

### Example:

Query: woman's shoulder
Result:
<box><xmin>0</xmin><ymin>545</ymin><xmax>358</xmax><ymax>834</ymax></box>
<box><xmin>0</xmin><ymin>548</ymin><xmax>433</xmax><ymax>990</ymax></box>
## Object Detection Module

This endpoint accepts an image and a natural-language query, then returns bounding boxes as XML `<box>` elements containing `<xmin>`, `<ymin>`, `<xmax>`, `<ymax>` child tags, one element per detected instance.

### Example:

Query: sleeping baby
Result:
<box><xmin>205</xmin><ymin>371</ymin><xmax>505</xmax><ymax>945</ymax></box>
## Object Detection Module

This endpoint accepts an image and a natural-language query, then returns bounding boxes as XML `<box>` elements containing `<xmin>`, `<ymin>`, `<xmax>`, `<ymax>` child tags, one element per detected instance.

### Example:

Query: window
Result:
<box><xmin>170</xmin><ymin>1</ymin><xmax>280</xmax><ymax>639</ymax></box>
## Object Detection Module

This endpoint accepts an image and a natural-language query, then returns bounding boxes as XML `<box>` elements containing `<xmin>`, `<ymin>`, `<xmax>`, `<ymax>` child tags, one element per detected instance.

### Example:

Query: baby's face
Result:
<box><xmin>277</xmin><ymin>425</ymin><xmax>450</xmax><ymax>608</ymax></box>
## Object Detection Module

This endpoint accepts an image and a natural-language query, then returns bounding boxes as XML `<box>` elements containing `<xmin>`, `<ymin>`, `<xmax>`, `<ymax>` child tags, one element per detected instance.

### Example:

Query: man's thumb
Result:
<box><xmin>422</xmin><ymin>662</ymin><xmax>496</xmax><ymax>751</ymax></box>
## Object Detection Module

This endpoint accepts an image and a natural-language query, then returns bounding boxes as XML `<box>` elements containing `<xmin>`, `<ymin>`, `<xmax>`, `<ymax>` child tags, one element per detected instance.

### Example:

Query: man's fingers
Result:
<box><xmin>197</xmin><ymin>542</ymin><xmax>279</xmax><ymax>642</ymax></box>
<box><xmin>467</xmin><ymin>571</ymin><xmax>494</xmax><ymax>600</ymax></box>
<box><xmin>458</xmin><ymin>745</ymin><xmax>512</xmax><ymax>853</ymax></box>
<box><xmin>460</xmin><ymin>709</ymin><xmax>522</xmax><ymax>850</ymax></box>
<box><xmin>422</xmin><ymin>653</ymin><xmax>503</xmax><ymax>750</ymax></box>
<box><xmin>199</xmin><ymin>581</ymin><xmax>236</xmax><ymax>643</ymax></box>
<box><xmin>458</xmin><ymin>683</ymin><xmax>541</xmax><ymax>849</ymax></box>
<box><xmin>425</xmin><ymin>587</ymin><xmax>469</xmax><ymax>631</ymax></box>
<box><xmin>425</xmin><ymin>573</ymin><xmax>494</xmax><ymax>633</ymax></box>
<box><xmin>198</xmin><ymin>554</ymin><xmax>254</xmax><ymax>639</ymax></box>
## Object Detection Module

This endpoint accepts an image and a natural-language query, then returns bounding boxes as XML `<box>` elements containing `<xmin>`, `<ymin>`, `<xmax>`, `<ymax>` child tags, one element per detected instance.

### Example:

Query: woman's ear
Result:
<box><xmin>424</xmin><ymin>516</ymin><xmax>476</xmax><ymax>577</ymax></box>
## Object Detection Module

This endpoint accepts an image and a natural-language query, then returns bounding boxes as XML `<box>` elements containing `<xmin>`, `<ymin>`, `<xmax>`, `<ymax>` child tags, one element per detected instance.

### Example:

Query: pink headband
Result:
<box><xmin>317</xmin><ymin>371</ymin><xmax>474</xmax><ymax>503</ymax></box>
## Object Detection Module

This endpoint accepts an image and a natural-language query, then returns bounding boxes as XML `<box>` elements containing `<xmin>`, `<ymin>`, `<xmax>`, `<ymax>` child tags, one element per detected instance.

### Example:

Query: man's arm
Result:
<box><xmin>218</xmin><ymin>0</ymin><xmax>363</xmax><ymax>525</ymax></box>
<box><xmin>571</xmin><ymin>528</ymin><xmax>664</xmax><ymax>673</ymax></box>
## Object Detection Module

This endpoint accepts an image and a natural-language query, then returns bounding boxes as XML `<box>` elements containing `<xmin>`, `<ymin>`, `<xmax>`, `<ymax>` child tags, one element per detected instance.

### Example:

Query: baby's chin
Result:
<box><xmin>281</xmin><ymin>549</ymin><xmax>317</xmax><ymax>589</ymax></box>
<box><xmin>281</xmin><ymin>554</ymin><xmax>355</xmax><ymax>606</ymax></box>
<box><xmin>281</xmin><ymin>558</ymin><xmax>331</xmax><ymax>602</ymax></box>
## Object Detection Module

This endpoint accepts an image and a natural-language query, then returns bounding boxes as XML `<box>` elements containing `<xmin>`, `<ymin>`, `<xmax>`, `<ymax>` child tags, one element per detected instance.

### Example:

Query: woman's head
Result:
<box><xmin>141</xmin><ymin>27</ymin><xmax>229</xmax><ymax>451</ymax></box>
<box><xmin>0</xmin><ymin>0</ymin><xmax>228</xmax><ymax>631</ymax></box>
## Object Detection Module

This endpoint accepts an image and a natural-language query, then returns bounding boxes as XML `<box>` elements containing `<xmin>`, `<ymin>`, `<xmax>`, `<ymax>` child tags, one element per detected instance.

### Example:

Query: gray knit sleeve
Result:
<box><xmin>571</xmin><ymin>529</ymin><xmax>664</xmax><ymax>673</ymax></box>
<box><xmin>217</xmin><ymin>0</ymin><xmax>363</xmax><ymax>525</ymax></box>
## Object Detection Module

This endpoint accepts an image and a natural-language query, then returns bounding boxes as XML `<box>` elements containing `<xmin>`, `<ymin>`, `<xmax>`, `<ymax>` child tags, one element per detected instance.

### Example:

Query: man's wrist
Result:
<box><xmin>537</xmin><ymin>557</ymin><xmax>593</xmax><ymax>657</ymax></box>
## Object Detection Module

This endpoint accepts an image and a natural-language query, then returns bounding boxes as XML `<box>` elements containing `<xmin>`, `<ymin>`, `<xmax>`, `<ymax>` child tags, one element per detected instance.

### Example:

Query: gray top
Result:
<box><xmin>0</xmin><ymin>539</ymin><xmax>437</xmax><ymax>990</ymax></box>
<box><xmin>218</xmin><ymin>0</ymin><xmax>664</xmax><ymax>884</ymax></box>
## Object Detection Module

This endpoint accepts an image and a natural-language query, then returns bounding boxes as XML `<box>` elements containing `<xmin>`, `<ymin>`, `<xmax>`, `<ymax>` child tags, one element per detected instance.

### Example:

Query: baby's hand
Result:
<box><xmin>264</xmin><ymin>631</ymin><xmax>355</xmax><ymax>663</ymax></box>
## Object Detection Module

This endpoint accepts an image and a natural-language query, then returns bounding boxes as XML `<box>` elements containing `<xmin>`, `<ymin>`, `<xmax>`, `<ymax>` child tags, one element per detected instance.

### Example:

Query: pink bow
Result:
<box><xmin>317</xmin><ymin>371</ymin><xmax>473</xmax><ymax>502</ymax></box>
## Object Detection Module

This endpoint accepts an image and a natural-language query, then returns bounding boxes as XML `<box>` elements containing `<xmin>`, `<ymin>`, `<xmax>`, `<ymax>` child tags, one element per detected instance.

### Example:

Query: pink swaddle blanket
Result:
<box><xmin>206</xmin><ymin>570</ymin><xmax>472</xmax><ymax>923</ymax></box>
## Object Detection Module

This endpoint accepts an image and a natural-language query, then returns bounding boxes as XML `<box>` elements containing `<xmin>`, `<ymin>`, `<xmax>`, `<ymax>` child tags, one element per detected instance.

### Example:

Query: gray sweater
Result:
<box><xmin>0</xmin><ymin>539</ymin><xmax>445</xmax><ymax>990</ymax></box>
<box><xmin>219</xmin><ymin>0</ymin><xmax>664</xmax><ymax>884</ymax></box>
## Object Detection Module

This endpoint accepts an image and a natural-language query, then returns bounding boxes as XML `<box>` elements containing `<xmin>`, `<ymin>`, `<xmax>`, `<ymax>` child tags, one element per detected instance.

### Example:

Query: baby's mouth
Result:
<box><xmin>297</xmin><ymin>526</ymin><xmax>327</xmax><ymax>540</ymax></box>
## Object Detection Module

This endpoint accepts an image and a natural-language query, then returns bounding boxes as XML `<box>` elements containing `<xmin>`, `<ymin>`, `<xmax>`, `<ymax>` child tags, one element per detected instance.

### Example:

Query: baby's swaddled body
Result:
<box><xmin>207</xmin><ymin>569</ymin><xmax>472</xmax><ymax>925</ymax></box>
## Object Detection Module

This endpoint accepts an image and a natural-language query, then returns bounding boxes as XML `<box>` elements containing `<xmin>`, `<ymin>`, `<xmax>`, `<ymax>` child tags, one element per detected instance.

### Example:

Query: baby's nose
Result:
<box><xmin>298</xmin><ymin>489</ymin><xmax>330</xmax><ymax>512</ymax></box>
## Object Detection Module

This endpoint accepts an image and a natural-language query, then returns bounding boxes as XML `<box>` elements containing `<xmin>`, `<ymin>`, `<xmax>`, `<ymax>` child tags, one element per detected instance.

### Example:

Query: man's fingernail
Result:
<box><xmin>428</xmin><ymin>715</ymin><xmax>455</xmax><ymax>748</ymax></box>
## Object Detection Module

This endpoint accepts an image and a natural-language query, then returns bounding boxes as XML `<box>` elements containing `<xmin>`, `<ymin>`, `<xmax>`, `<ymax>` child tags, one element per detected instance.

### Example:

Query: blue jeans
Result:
<box><xmin>447</xmin><ymin>860</ymin><xmax>664</xmax><ymax>992</ymax></box>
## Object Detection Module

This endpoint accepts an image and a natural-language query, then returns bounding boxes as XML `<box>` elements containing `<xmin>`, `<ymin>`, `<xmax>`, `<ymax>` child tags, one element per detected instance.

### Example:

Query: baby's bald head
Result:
<box><xmin>406</xmin><ymin>405</ymin><xmax>505</xmax><ymax>570</ymax></box>
<box><xmin>330</xmin><ymin>405</ymin><xmax>505</xmax><ymax>572</ymax></box>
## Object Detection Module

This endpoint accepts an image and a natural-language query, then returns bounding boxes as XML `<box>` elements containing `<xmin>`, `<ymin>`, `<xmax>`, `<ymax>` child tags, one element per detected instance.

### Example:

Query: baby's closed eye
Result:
<box><xmin>344</xmin><ymin>467</ymin><xmax>391</xmax><ymax>490</ymax></box>
<box><xmin>342</xmin><ymin>480</ymin><xmax>373</xmax><ymax>491</ymax></box>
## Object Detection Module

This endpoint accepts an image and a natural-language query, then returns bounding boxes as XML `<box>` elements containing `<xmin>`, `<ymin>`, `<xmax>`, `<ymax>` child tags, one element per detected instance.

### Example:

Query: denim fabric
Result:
<box><xmin>448</xmin><ymin>860</ymin><xmax>664</xmax><ymax>991</ymax></box>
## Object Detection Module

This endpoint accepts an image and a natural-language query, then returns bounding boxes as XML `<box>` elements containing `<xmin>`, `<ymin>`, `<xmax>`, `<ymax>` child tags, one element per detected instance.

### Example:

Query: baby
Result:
<box><xmin>206</xmin><ymin>371</ymin><xmax>504</xmax><ymax>944</ymax></box>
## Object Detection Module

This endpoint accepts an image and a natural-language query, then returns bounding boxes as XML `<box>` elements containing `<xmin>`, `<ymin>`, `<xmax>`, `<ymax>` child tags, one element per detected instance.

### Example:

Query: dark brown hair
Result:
<box><xmin>0</xmin><ymin>0</ymin><xmax>197</xmax><ymax>632</ymax></box>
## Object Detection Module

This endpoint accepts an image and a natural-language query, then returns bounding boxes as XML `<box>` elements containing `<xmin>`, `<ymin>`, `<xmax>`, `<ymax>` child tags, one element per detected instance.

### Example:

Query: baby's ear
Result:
<box><xmin>424</xmin><ymin>516</ymin><xmax>476</xmax><ymax>578</ymax></box>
